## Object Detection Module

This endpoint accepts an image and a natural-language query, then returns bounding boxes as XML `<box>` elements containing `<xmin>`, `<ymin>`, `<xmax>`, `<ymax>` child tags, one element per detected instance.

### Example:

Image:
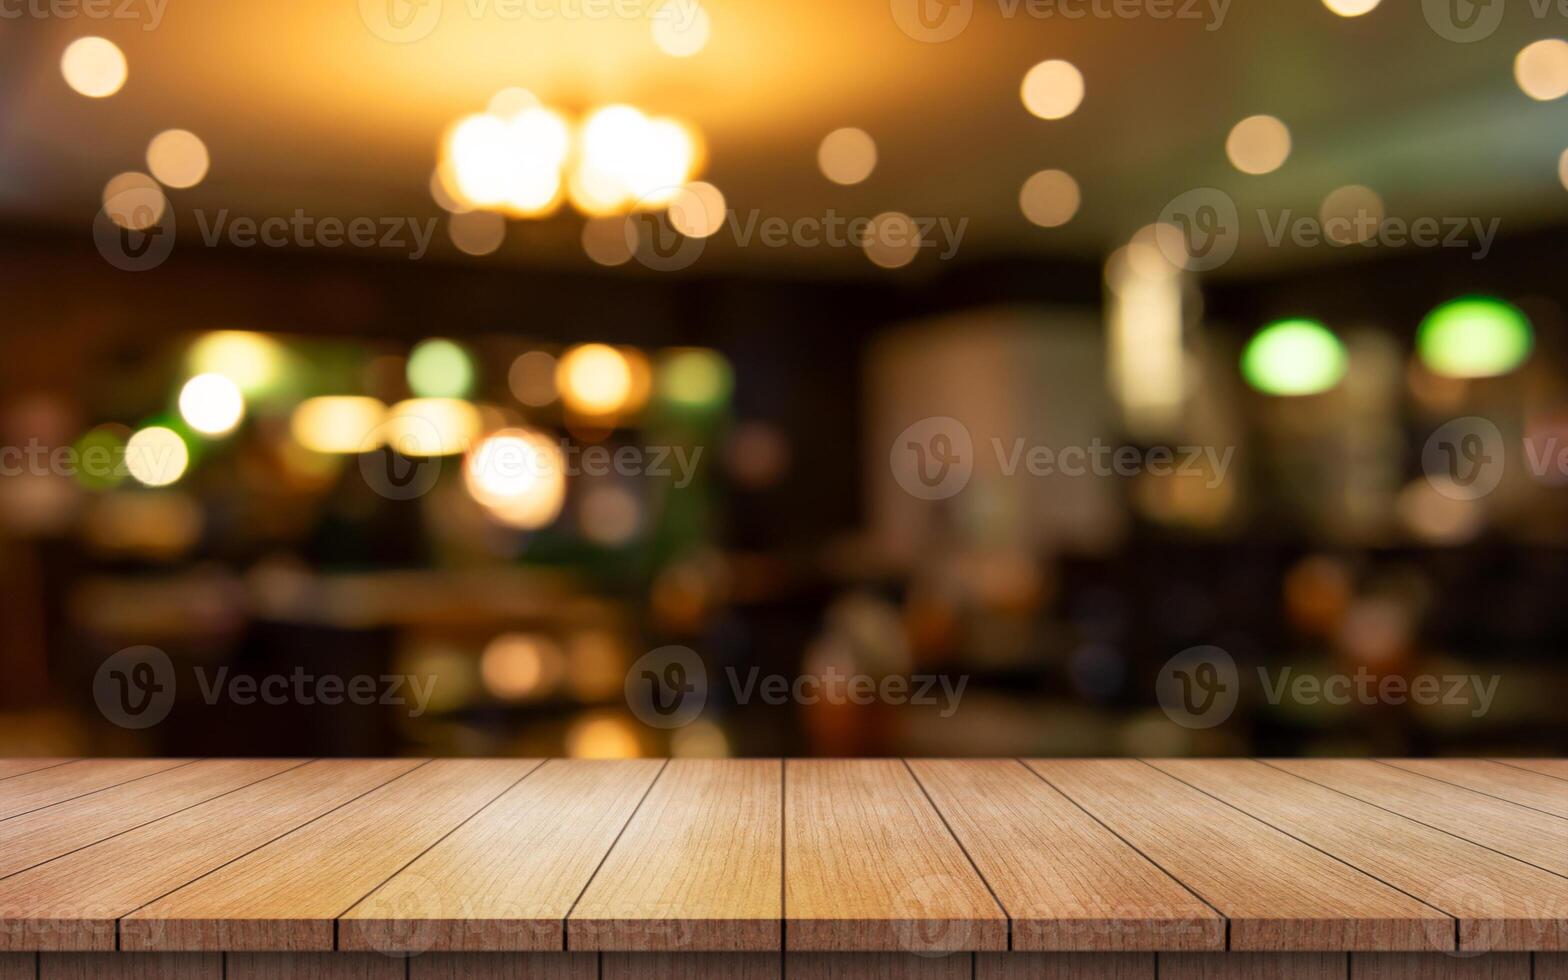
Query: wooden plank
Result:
<box><xmin>225</xmin><ymin>953</ymin><xmax>403</xmax><ymax>979</ymax></box>
<box><xmin>604</xmin><ymin>952</ymin><xmax>781</xmax><ymax>979</ymax></box>
<box><xmin>1157</xmin><ymin>954</ymin><xmax>1346</xmax><ymax>979</ymax></box>
<box><xmin>1493</xmin><ymin>759</ymin><xmax>1568</xmax><ymax>781</ymax></box>
<box><xmin>122</xmin><ymin>759</ymin><xmax>539</xmax><ymax>951</ymax></box>
<box><xmin>1379</xmin><ymin>760</ymin><xmax>1568</xmax><ymax>820</ymax></box>
<box><xmin>0</xmin><ymin>954</ymin><xmax>31</xmax><ymax>980</ymax></box>
<box><xmin>909</xmin><ymin>760</ymin><xmax>1222</xmax><ymax>951</ymax></box>
<box><xmin>785</xmin><ymin>953</ymin><xmax>967</xmax><ymax>979</ymax></box>
<box><xmin>0</xmin><ymin>760</ymin><xmax>307</xmax><ymax>879</ymax></box>
<box><xmin>0</xmin><ymin>759</ymin><xmax>420</xmax><ymax>951</ymax></box>
<box><xmin>1350</xmin><ymin>953</ymin><xmax>1530</xmax><ymax>979</ymax></box>
<box><xmin>0</xmin><ymin>761</ymin><xmax>76</xmax><ymax>782</ymax></box>
<box><xmin>0</xmin><ymin>760</ymin><xmax>192</xmax><ymax>821</ymax></box>
<box><xmin>1150</xmin><ymin>759</ymin><xmax>1568</xmax><ymax>952</ymax></box>
<box><xmin>409</xmin><ymin>952</ymin><xmax>597</xmax><ymax>979</ymax></box>
<box><xmin>1267</xmin><ymin>760</ymin><xmax>1568</xmax><ymax>878</ymax></box>
<box><xmin>977</xmin><ymin>952</ymin><xmax>1154</xmax><ymax>978</ymax></box>
<box><xmin>1540</xmin><ymin>953</ymin><xmax>1568</xmax><ymax>979</ymax></box>
<box><xmin>570</xmin><ymin>759</ymin><xmax>781</xmax><ymax>951</ymax></box>
<box><xmin>1025</xmin><ymin>761</ymin><xmax>1451</xmax><ymax>951</ymax></box>
<box><xmin>339</xmin><ymin>759</ymin><xmax>665</xmax><ymax>953</ymax></box>
<box><xmin>784</xmin><ymin>759</ymin><xmax>1006</xmax><ymax>953</ymax></box>
<box><xmin>38</xmin><ymin>953</ymin><xmax>219</xmax><ymax>979</ymax></box>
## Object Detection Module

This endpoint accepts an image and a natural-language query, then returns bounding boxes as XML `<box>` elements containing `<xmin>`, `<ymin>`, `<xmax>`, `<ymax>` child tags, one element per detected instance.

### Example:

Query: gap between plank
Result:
<box><xmin>1372</xmin><ymin>760</ymin><xmax>1568</xmax><ymax>820</ymax></box>
<box><xmin>0</xmin><ymin>760</ymin><xmax>202</xmax><ymax>825</ymax></box>
<box><xmin>901</xmin><ymin>759</ymin><xmax>1012</xmax><ymax>951</ymax></box>
<box><xmin>0</xmin><ymin>761</ymin><xmax>81</xmax><ymax>785</ymax></box>
<box><xmin>1492</xmin><ymin>761</ymin><xmax>1568</xmax><ymax>785</ymax></box>
<box><xmin>561</xmin><ymin>758</ymin><xmax>671</xmax><ymax>951</ymax></box>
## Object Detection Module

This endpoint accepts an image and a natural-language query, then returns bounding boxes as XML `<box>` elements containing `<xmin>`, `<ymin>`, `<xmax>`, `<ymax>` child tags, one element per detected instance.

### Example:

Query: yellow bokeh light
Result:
<box><xmin>1319</xmin><ymin>184</ymin><xmax>1384</xmax><ymax>244</ymax></box>
<box><xmin>652</xmin><ymin>0</ymin><xmax>710</xmax><ymax>57</ymax></box>
<box><xmin>449</xmin><ymin>211</ymin><xmax>506</xmax><ymax>256</ymax></box>
<box><xmin>178</xmin><ymin>373</ymin><xmax>245</xmax><ymax>436</ymax></box>
<box><xmin>61</xmin><ymin>36</ymin><xmax>126</xmax><ymax>98</ymax></box>
<box><xmin>582</xmin><ymin>216</ymin><xmax>635</xmax><ymax>266</ymax></box>
<box><xmin>1322</xmin><ymin>0</ymin><xmax>1379</xmax><ymax>15</ymax></box>
<box><xmin>863</xmin><ymin>211</ymin><xmax>921</xmax><ymax>269</ymax></box>
<box><xmin>125</xmin><ymin>426</ymin><xmax>189</xmax><ymax>487</ymax></box>
<box><xmin>1019</xmin><ymin>169</ymin><xmax>1080</xmax><ymax>228</ymax></box>
<box><xmin>1516</xmin><ymin>39</ymin><xmax>1568</xmax><ymax>101</ymax></box>
<box><xmin>1225</xmin><ymin>115</ymin><xmax>1291</xmax><ymax>175</ymax></box>
<box><xmin>817</xmin><ymin>128</ymin><xmax>877</xmax><ymax>185</ymax></box>
<box><xmin>566</xmin><ymin>712</ymin><xmax>641</xmax><ymax>759</ymax></box>
<box><xmin>187</xmin><ymin>331</ymin><xmax>284</xmax><ymax>395</ymax></box>
<box><xmin>509</xmin><ymin>351</ymin><xmax>559</xmax><ymax>407</ymax></box>
<box><xmin>101</xmin><ymin>172</ymin><xmax>165</xmax><ymax>231</ymax></box>
<box><xmin>667</xmin><ymin>181</ymin><xmax>726</xmax><ymax>238</ymax></box>
<box><xmin>445</xmin><ymin>107</ymin><xmax>569</xmax><ymax>215</ymax></box>
<box><xmin>579</xmin><ymin>484</ymin><xmax>642</xmax><ymax>546</ymax></box>
<box><xmin>146</xmin><ymin>130</ymin><xmax>209</xmax><ymax>189</ymax></box>
<box><xmin>1021</xmin><ymin>59</ymin><xmax>1084</xmax><ymax>120</ymax></box>
<box><xmin>464</xmin><ymin>427</ymin><xmax>567</xmax><ymax>529</ymax></box>
<box><xmin>558</xmin><ymin>343</ymin><xmax>633</xmax><ymax>416</ymax></box>
<box><xmin>290</xmin><ymin>396</ymin><xmax>387</xmax><ymax>454</ymax></box>
<box><xmin>481</xmin><ymin>632</ymin><xmax>563</xmax><ymax>700</ymax></box>
<box><xmin>574</xmin><ymin>106</ymin><xmax>698</xmax><ymax>212</ymax></box>
<box><xmin>383</xmin><ymin>398</ymin><xmax>481</xmax><ymax>457</ymax></box>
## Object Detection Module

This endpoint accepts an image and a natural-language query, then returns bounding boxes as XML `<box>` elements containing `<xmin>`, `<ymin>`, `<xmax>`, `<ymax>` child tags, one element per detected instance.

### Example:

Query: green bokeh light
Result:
<box><xmin>659</xmin><ymin>349</ymin><xmax>733</xmax><ymax>410</ymax></box>
<box><xmin>1417</xmin><ymin>296</ymin><xmax>1532</xmax><ymax>379</ymax></box>
<box><xmin>1240</xmin><ymin>318</ymin><xmax>1347</xmax><ymax>396</ymax></box>
<box><xmin>407</xmin><ymin>338</ymin><xmax>475</xmax><ymax>398</ymax></box>
<box><xmin>73</xmin><ymin>425</ymin><xmax>128</xmax><ymax>491</ymax></box>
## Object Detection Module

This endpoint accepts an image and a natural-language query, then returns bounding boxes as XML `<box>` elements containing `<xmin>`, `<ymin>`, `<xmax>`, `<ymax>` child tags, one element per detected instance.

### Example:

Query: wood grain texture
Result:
<box><xmin>1379</xmin><ymin>760</ymin><xmax>1568</xmax><ymax>819</ymax></box>
<box><xmin>0</xmin><ymin>761</ymin><xmax>74</xmax><ymax>782</ymax></box>
<box><xmin>0</xmin><ymin>954</ymin><xmax>31</xmax><ymax>980</ymax></box>
<box><xmin>1493</xmin><ymin>759</ymin><xmax>1568</xmax><ymax>781</ymax></box>
<box><xmin>0</xmin><ymin>759</ymin><xmax>306</xmax><ymax>880</ymax></box>
<box><xmin>569</xmin><ymin>759</ymin><xmax>780</xmax><ymax>951</ymax></box>
<box><xmin>0</xmin><ymin>759</ymin><xmax>420</xmax><ymax>951</ymax></box>
<box><xmin>1540</xmin><ymin>953</ymin><xmax>1568</xmax><ymax>979</ymax></box>
<box><xmin>1157</xmin><ymin>953</ymin><xmax>1347</xmax><ymax>979</ymax></box>
<box><xmin>976</xmin><ymin>952</ymin><xmax>1155</xmax><ymax>979</ymax></box>
<box><xmin>784</xmin><ymin>760</ymin><xmax>1006</xmax><ymax>953</ymax></box>
<box><xmin>225</xmin><ymin>953</ymin><xmax>403</xmax><ymax>979</ymax></box>
<box><xmin>604</xmin><ymin>952</ymin><xmax>781</xmax><ymax>979</ymax></box>
<box><xmin>909</xmin><ymin>760</ymin><xmax>1221</xmax><ymax>951</ymax></box>
<box><xmin>122</xmin><ymin>759</ymin><xmax>539</xmax><ymax>951</ymax></box>
<box><xmin>339</xmin><ymin>759</ymin><xmax>665</xmax><ymax>952</ymax></box>
<box><xmin>0</xmin><ymin>760</ymin><xmax>191</xmax><ymax>821</ymax></box>
<box><xmin>38</xmin><ymin>953</ymin><xmax>220</xmax><ymax>979</ymax></box>
<box><xmin>1026</xmin><ymin>761</ymin><xmax>1451</xmax><ymax>951</ymax></box>
<box><xmin>785</xmin><ymin>953</ymin><xmax>968</xmax><ymax>979</ymax></box>
<box><xmin>1349</xmin><ymin>953</ymin><xmax>1530</xmax><ymax>979</ymax></box>
<box><xmin>1150</xmin><ymin>759</ymin><xmax>1568</xmax><ymax>952</ymax></box>
<box><xmin>409</xmin><ymin>952</ymin><xmax>597</xmax><ymax>979</ymax></box>
<box><xmin>1267</xmin><ymin>760</ymin><xmax>1568</xmax><ymax>878</ymax></box>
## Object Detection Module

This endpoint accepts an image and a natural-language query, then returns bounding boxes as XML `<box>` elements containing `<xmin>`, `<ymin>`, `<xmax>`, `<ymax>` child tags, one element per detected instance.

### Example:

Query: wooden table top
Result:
<box><xmin>0</xmin><ymin>758</ymin><xmax>1562</xmax><ymax>955</ymax></box>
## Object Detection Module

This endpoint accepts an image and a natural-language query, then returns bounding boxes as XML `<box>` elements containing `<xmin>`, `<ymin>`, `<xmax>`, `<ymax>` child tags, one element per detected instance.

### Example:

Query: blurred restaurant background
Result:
<box><xmin>1</xmin><ymin>0</ymin><xmax>1566</xmax><ymax>761</ymax></box>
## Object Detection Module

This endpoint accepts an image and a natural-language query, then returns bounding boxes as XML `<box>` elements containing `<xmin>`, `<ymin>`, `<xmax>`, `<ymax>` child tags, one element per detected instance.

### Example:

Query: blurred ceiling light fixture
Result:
<box><xmin>1241</xmin><ymin>318</ymin><xmax>1348</xmax><ymax>396</ymax></box>
<box><xmin>124</xmin><ymin>426</ymin><xmax>189</xmax><ymax>487</ymax></box>
<box><xmin>1019</xmin><ymin>169</ymin><xmax>1080</xmax><ymax>227</ymax></box>
<box><xmin>290</xmin><ymin>396</ymin><xmax>388</xmax><ymax>454</ymax></box>
<box><xmin>61</xmin><ymin>36</ymin><xmax>126</xmax><ymax>98</ymax></box>
<box><xmin>817</xmin><ymin>127</ymin><xmax>877</xmax><ymax>185</ymax></box>
<box><xmin>1225</xmin><ymin>115</ymin><xmax>1291</xmax><ymax>175</ymax></box>
<box><xmin>187</xmin><ymin>331</ymin><xmax>284</xmax><ymax>396</ymax></box>
<box><xmin>146</xmin><ymin>130</ymin><xmax>210</xmax><ymax>189</ymax></box>
<box><xmin>1322</xmin><ymin>0</ymin><xmax>1380</xmax><ymax>15</ymax></box>
<box><xmin>464</xmin><ymin>427</ymin><xmax>567</xmax><ymax>529</ymax></box>
<box><xmin>557</xmin><ymin>343</ymin><xmax>633</xmax><ymax>416</ymax></box>
<box><xmin>383</xmin><ymin>398</ymin><xmax>482</xmax><ymax>457</ymax></box>
<box><xmin>178</xmin><ymin>373</ymin><xmax>245</xmax><ymax>436</ymax></box>
<box><xmin>1515</xmin><ymin>39</ymin><xmax>1568</xmax><ymax>100</ymax></box>
<box><xmin>651</xmin><ymin>0</ymin><xmax>710</xmax><ymax>57</ymax></box>
<box><xmin>1020</xmin><ymin>59</ymin><xmax>1084</xmax><ymax>120</ymax></box>
<box><xmin>1106</xmin><ymin>227</ymin><xmax>1187</xmax><ymax>439</ymax></box>
<box><xmin>1416</xmin><ymin>296</ymin><xmax>1533</xmax><ymax>379</ymax></box>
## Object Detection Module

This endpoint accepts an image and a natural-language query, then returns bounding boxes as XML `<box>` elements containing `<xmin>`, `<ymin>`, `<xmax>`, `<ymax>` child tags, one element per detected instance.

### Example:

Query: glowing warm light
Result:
<box><xmin>566</xmin><ymin>712</ymin><xmax>641</xmax><ymax>758</ymax></box>
<box><xmin>1019</xmin><ymin>169</ymin><xmax>1080</xmax><ymax>227</ymax></box>
<box><xmin>1417</xmin><ymin>297</ymin><xmax>1533</xmax><ymax>379</ymax></box>
<box><xmin>1225</xmin><ymin>115</ymin><xmax>1291</xmax><ymax>175</ymax></box>
<box><xmin>668</xmin><ymin>181</ymin><xmax>726</xmax><ymax>238</ymax></box>
<box><xmin>1559</xmin><ymin>148</ymin><xmax>1568</xmax><ymax>191</ymax></box>
<box><xmin>652</xmin><ymin>0</ymin><xmax>710</xmax><ymax>57</ymax></box>
<box><xmin>1323</xmin><ymin>0</ymin><xmax>1379</xmax><ymax>15</ymax></box>
<box><xmin>61</xmin><ymin>37</ymin><xmax>126</xmax><ymax>98</ymax></box>
<box><xmin>290</xmin><ymin>396</ymin><xmax>387</xmax><ymax>453</ymax></box>
<box><xmin>1106</xmin><ymin>240</ymin><xmax>1185</xmax><ymax>439</ymax></box>
<box><xmin>1319</xmin><ymin>185</ymin><xmax>1384</xmax><ymax>244</ymax></box>
<box><xmin>187</xmin><ymin>331</ymin><xmax>283</xmax><ymax>395</ymax></box>
<box><xmin>580</xmin><ymin>484</ymin><xmax>642</xmax><ymax>545</ymax></box>
<box><xmin>863</xmin><ymin>211</ymin><xmax>921</xmax><ymax>269</ymax></box>
<box><xmin>430</xmin><ymin>167</ymin><xmax>472</xmax><ymax>214</ymax></box>
<box><xmin>146</xmin><ymin>130</ymin><xmax>209</xmax><ymax>189</ymax></box>
<box><xmin>671</xmin><ymin>719</ymin><xmax>730</xmax><ymax>757</ymax></box>
<box><xmin>509</xmin><ymin>351</ymin><xmax>558</xmax><ymax>407</ymax></box>
<box><xmin>383</xmin><ymin>398</ymin><xmax>482</xmax><ymax>457</ymax></box>
<box><xmin>101</xmin><ymin>172</ymin><xmax>165</xmax><ymax>231</ymax></box>
<box><xmin>445</xmin><ymin>107</ymin><xmax>570</xmax><ymax>215</ymax></box>
<box><xmin>465</xmin><ymin>427</ymin><xmax>567</xmax><ymax>529</ymax></box>
<box><xmin>449</xmin><ymin>210</ymin><xmax>505</xmax><ymax>256</ymax></box>
<box><xmin>817</xmin><ymin>128</ymin><xmax>877</xmax><ymax>185</ymax></box>
<box><xmin>659</xmin><ymin>348</ymin><xmax>732</xmax><ymax>409</ymax></box>
<box><xmin>487</xmin><ymin>87</ymin><xmax>539</xmax><ymax>117</ymax></box>
<box><xmin>407</xmin><ymin>338</ymin><xmax>475</xmax><ymax>398</ymax></box>
<box><xmin>1516</xmin><ymin>39</ymin><xmax>1568</xmax><ymax>100</ymax></box>
<box><xmin>575</xmin><ymin>106</ymin><xmax>699</xmax><ymax>211</ymax></box>
<box><xmin>125</xmin><ymin>426</ymin><xmax>189</xmax><ymax>487</ymax></box>
<box><xmin>1241</xmin><ymin>319</ymin><xmax>1347</xmax><ymax>396</ymax></box>
<box><xmin>558</xmin><ymin>344</ymin><xmax>633</xmax><ymax>415</ymax></box>
<box><xmin>481</xmin><ymin>633</ymin><xmax>563</xmax><ymax>700</ymax></box>
<box><xmin>621</xmin><ymin>348</ymin><xmax>653</xmax><ymax>413</ymax></box>
<box><xmin>178</xmin><ymin>373</ymin><xmax>245</xmax><ymax>436</ymax></box>
<box><xmin>1020</xmin><ymin>59</ymin><xmax>1084</xmax><ymax>120</ymax></box>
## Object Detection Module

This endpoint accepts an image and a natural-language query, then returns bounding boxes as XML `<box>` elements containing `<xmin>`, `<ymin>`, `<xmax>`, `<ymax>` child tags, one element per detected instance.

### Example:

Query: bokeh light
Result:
<box><xmin>508</xmin><ymin>351</ymin><xmax>558</xmax><ymax>407</ymax></box>
<box><xmin>1417</xmin><ymin>296</ymin><xmax>1533</xmax><ymax>378</ymax></box>
<box><xmin>407</xmin><ymin>339</ymin><xmax>475</xmax><ymax>398</ymax></box>
<box><xmin>557</xmin><ymin>344</ymin><xmax>633</xmax><ymax>416</ymax></box>
<box><xmin>652</xmin><ymin>0</ymin><xmax>710</xmax><ymax>57</ymax></box>
<box><xmin>101</xmin><ymin>172</ymin><xmax>165</xmax><ymax>231</ymax></box>
<box><xmin>448</xmin><ymin>210</ymin><xmax>506</xmax><ymax>256</ymax></box>
<box><xmin>1019</xmin><ymin>169</ymin><xmax>1080</xmax><ymax>227</ymax></box>
<box><xmin>1515</xmin><ymin>39</ymin><xmax>1568</xmax><ymax>101</ymax></box>
<box><xmin>817</xmin><ymin>128</ymin><xmax>877</xmax><ymax>185</ymax></box>
<box><xmin>290</xmin><ymin>396</ymin><xmax>387</xmax><ymax>454</ymax></box>
<box><xmin>1241</xmin><ymin>318</ymin><xmax>1347</xmax><ymax>396</ymax></box>
<box><xmin>1319</xmin><ymin>185</ymin><xmax>1384</xmax><ymax>245</ymax></box>
<box><xmin>187</xmin><ymin>331</ymin><xmax>284</xmax><ymax>395</ymax></box>
<box><xmin>464</xmin><ymin>427</ymin><xmax>567</xmax><ymax>529</ymax></box>
<box><xmin>124</xmin><ymin>426</ymin><xmax>190</xmax><ymax>487</ymax></box>
<box><xmin>667</xmin><ymin>181</ymin><xmax>726</xmax><ymax>238</ymax></box>
<box><xmin>581</xmin><ymin>216</ymin><xmax>635</xmax><ymax>266</ymax></box>
<box><xmin>480</xmin><ymin>633</ymin><xmax>564</xmax><ymax>700</ymax></box>
<box><xmin>383</xmin><ymin>398</ymin><xmax>482</xmax><ymax>457</ymax></box>
<box><xmin>1322</xmin><ymin>0</ymin><xmax>1379</xmax><ymax>16</ymax></box>
<box><xmin>658</xmin><ymin>348</ymin><xmax>733</xmax><ymax>409</ymax></box>
<box><xmin>566</xmin><ymin>711</ymin><xmax>641</xmax><ymax>758</ymax></box>
<box><xmin>579</xmin><ymin>484</ymin><xmax>643</xmax><ymax>546</ymax></box>
<box><xmin>1225</xmin><ymin>115</ymin><xmax>1291</xmax><ymax>175</ymax></box>
<box><xmin>1020</xmin><ymin>59</ymin><xmax>1085</xmax><ymax>120</ymax></box>
<box><xmin>178</xmin><ymin>373</ymin><xmax>245</xmax><ymax>436</ymax></box>
<box><xmin>61</xmin><ymin>37</ymin><xmax>126</xmax><ymax>98</ymax></box>
<box><xmin>146</xmin><ymin>130</ymin><xmax>210</xmax><ymax>189</ymax></box>
<box><xmin>863</xmin><ymin>211</ymin><xmax>921</xmax><ymax>269</ymax></box>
